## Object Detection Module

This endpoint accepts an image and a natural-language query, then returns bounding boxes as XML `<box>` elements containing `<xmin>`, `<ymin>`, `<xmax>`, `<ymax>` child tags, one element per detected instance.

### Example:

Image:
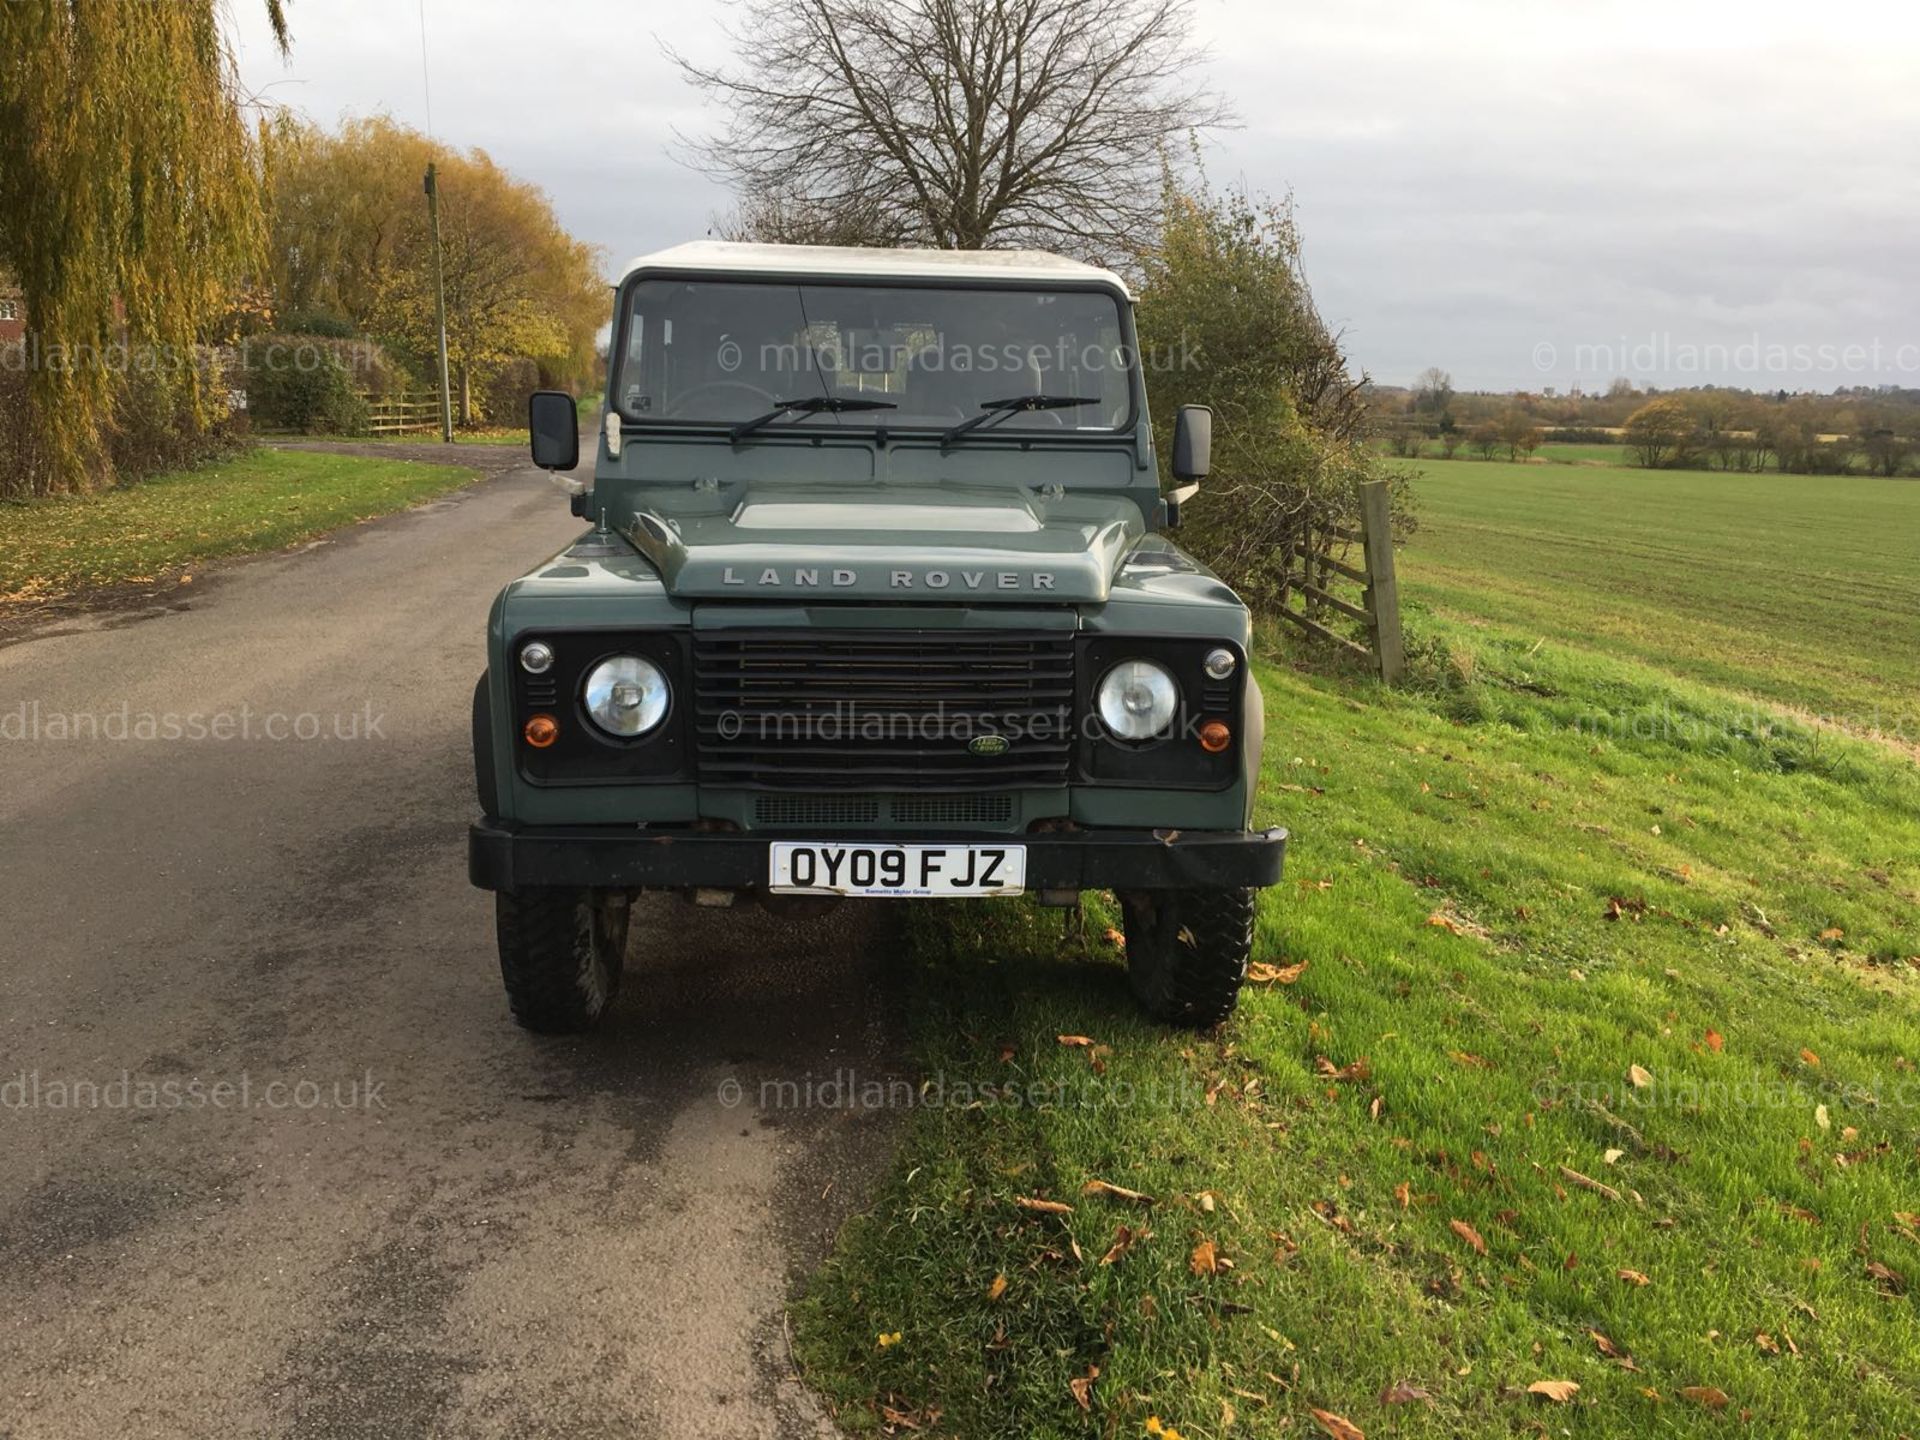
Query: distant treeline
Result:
<box><xmin>1373</xmin><ymin>372</ymin><xmax>1919</xmax><ymax>475</ymax></box>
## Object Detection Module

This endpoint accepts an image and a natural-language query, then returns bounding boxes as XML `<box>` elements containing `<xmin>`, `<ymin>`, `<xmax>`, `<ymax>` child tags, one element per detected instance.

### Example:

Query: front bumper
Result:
<box><xmin>469</xmin><ymin>820</ymin><xmax>1287</xmax><ymax>894</ymax></box>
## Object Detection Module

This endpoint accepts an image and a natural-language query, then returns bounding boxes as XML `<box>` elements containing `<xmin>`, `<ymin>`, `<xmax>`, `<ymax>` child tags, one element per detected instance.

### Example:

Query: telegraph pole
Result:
<box><xmin>424</xmin><ymin>163</ymin><xmax>454</xmax><ymax>443</ymax></box>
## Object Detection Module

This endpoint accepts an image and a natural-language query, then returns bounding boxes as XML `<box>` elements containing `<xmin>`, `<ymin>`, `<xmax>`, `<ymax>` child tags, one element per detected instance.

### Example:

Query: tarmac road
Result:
<box><xmin>0</xmin><ymin>443</ymin><xmax>901</xmax><ymax>1439</ymax></box>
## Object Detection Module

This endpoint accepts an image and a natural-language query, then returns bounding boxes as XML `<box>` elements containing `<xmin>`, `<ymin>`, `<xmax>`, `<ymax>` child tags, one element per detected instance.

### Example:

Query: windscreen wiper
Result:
<box><xmin>729</xmin><ymin>395</ymin><xmax>897</xmax><ymax>443</ymax></box>
<box><xmin>939</xmin><ymin>394</ymin><xmax>1102</xmax><ymax>448</ymax></box>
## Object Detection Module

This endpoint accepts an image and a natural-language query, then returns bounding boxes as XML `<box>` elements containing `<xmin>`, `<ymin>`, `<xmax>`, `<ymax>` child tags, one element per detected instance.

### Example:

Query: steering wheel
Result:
<box><xmin>667</xmin><ymin>380</ymin><xmax>780</xmax><ymax>418</ymax></box>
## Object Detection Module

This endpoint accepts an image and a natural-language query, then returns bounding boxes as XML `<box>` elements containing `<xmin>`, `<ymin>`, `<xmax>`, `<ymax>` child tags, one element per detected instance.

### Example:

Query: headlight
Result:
<box><xmin>1096</xmin><ymin>659</ymin><xmax>1178</xmax><ymax>741</ymax></box>
<box><xmin>583</xmin><ymin>655</ymin><xmax>670</xmax><ymax>737</ymax></box>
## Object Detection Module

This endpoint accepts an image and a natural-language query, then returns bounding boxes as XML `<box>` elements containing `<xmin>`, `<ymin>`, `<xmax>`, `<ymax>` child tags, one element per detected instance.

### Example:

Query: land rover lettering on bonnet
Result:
<box><xmin>469</xmin><ymin>241</ymin><xmax>1285</xmax><ymax>1034</ymax></box>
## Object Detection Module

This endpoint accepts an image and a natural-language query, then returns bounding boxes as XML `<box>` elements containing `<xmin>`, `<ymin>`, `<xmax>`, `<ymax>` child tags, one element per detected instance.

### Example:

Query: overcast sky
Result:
<box><xmin>233</xmin><ymin>0</ymin><xmax>1920</xmax><ymax>393</ymax></box>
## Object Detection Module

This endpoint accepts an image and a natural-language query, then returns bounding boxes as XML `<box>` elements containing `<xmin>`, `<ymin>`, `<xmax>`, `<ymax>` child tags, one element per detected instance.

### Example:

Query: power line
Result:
<box><xmin>417</xmin><ymin>0</ymin><xmax>435</xmax><ymax>139</ymax></box>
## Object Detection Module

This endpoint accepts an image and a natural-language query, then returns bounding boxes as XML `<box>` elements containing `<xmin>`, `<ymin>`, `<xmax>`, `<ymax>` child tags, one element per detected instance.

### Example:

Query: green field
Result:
<box><xmin>1534</xmin><ymin>442</ymin><xmax>1634</xmax><ymax>466</ymax></box>
<box><xmin>1402</xmin><ymin>460</ymin><xmax>1920</xmax><ymax>736</ymax></box>
<box><xmin>0</xmin><ymin>448</ymin><xmax>478</xmax><ymax>610</ymax></box>
<box><xmin>794</xmin><ymin>473</ymin><xmax>1920</xmax><ymax>1437</ymax></box>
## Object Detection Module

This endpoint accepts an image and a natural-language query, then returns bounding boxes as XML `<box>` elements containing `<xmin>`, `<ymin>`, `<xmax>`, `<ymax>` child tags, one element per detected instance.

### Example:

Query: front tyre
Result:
<box><xmin>1118</xmin><ymin>888</ymin><xmax>1256</xmax><ymax>1028</ymax></box>
<box><xmin>495</xmin><ymin>888</ymin><xmax>629</xmax><ymax>1034</ymax></box>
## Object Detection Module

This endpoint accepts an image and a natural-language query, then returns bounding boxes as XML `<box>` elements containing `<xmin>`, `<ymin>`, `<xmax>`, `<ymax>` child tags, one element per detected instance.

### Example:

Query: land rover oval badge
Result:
<box><xmin>968</xmin><ymin>734</ymin><xmax>1010</xmax><ymax>757</ymax></box>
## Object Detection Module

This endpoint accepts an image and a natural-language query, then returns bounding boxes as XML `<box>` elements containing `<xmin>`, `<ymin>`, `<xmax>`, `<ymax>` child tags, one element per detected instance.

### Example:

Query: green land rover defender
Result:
<box><xmin>469</xmin><ymin>242</ymin><xmax>1286</xmax><ymax>1032</ymax></box>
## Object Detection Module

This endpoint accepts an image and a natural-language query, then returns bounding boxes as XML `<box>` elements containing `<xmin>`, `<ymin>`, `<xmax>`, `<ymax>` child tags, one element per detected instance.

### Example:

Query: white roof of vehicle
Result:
<box><xmin>618</xmin><ymin>241</ymin><xmax>1133</xmax><ymax>298</ymax></box>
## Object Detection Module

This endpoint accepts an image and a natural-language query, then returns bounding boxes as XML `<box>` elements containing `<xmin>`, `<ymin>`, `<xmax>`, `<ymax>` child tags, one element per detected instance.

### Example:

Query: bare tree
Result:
<box><xmin>713</xmin><ymin>185</ymin><xmax>918</xmax><ymax>247</ymax></box>
<box><xmin>669</xmin><ymin>0</ymin><xmax>1230</xmax><ymax>258</ymax></box>
<box><xmin>1412</xmin><ymin>366</ymin><xmax>1454</xmax><ymax>415</ymax></box>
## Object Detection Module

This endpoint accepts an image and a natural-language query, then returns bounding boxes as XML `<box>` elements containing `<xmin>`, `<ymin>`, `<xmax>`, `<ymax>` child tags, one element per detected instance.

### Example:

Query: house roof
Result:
<box><xmin>617</xmin><ymin>241</ymin><xmax>1133</xmax><ymax>298</ymax></box>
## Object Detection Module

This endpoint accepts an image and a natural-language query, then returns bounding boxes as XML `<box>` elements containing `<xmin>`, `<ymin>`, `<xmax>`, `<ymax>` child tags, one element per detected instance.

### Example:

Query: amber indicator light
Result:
<box><xmin>523</xmin><ymin>714</ymin><xmax>560</xmax><ymax>749</ymax></box>
<box><xmin>1198</xmin><ymin>720</ymin><xmax>1232</xmax><ymax>753</ymax></box>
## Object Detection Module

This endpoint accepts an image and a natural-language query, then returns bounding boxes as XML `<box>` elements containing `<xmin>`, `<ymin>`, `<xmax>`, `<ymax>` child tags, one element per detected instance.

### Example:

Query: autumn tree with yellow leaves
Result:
<box><xmin>262</xmin><ymin>116</ymin><xmax>605</xmax><ymax>423</ymax></box>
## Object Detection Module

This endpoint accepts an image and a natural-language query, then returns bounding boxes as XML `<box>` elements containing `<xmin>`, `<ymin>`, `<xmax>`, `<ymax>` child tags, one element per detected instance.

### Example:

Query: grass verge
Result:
<box><xmin>792</xmin><ymin>619</ymin><xmax>1920</xmax><ymax>1438</ymax></box>
<box><xmin>280</xmin><ymin>428</ymin><xmax>526</xmax><ymax>447</ymax></box>
<box><xmin>0</xmin><ymin>446</ymin><xmax>478</xmax><ymax>608</ymax></box>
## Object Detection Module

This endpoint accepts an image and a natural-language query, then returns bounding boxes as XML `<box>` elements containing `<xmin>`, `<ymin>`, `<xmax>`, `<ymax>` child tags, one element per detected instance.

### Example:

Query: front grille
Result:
<box><xmin>694</xmin><ymin>629</ymin><xmax>1075</xmax><ymax>791</ymax></box>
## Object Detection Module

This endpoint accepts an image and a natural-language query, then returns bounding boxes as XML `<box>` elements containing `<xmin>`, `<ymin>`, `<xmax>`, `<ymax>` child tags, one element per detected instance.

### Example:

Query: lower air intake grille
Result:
<box><xmin>695</xmin><ymin>629</ymin><xmax>1075</xmax><ymax>791</ymax></box>
<box><xmin>890</xmin><ymin>794</ymin><xmax>1014</xmax><ymax>826</ymax></box>
<box><xmin>754</xmin><ymin>794</ymin><xmax>883</xmax><ymax>827</ymax></box>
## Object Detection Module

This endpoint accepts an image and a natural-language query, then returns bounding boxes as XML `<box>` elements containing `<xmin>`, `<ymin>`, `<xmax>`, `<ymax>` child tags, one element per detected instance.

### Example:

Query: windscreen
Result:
<box><xmin>614</xmin><ymin>279</ymin><xmax>1133</xmax><ymax>432</ymax></box>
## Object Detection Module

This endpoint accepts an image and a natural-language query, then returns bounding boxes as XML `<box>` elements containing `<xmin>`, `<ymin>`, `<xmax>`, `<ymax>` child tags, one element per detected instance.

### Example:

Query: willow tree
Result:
<box><xmin>0</xmin><ymin>1</ymin><xmax>289</xmax><ymax>494</ymax></box>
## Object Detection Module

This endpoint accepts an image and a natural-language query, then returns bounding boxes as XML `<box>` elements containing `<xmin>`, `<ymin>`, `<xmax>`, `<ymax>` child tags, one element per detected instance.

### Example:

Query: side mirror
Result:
<box><xmin>528</xmin><ymin>390</ymin><xmax>579</xmax><ymax>471</ymax></box>
<box><xmin>1171</xmin><ymin>404</ymin><xmax>1212</xmax><ymax>482</ymax></box>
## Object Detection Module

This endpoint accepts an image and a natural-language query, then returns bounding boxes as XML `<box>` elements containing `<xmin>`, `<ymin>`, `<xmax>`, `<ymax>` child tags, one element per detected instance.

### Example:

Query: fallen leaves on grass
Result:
<box><xmin>1800</xmin><ymin>1048</ymin><xmax>1821</xmax><ymax>1068</ymax></box>
<box><xmin>1099</xmin><ymin>1223</ymin><xmax>1148</xmax><ymax>1266</ymax></box>
<box><xmin>1144</xmin><ymin>1417</ymin><xmax>1186</xmax><ymax>1440</ymax></box>
<box><xmin>1448</xmin><ymin>1050</ymin><xmax>1494</xmax><ymax>1070</ymax></box>
<box><xmin>1449</xmin><ymin>1218</ymin><xmax>1487</xmax><ymax>1255</ymax></box>
<box><xmin>986</xmin><ymin>1273</ymin><xmax>1007</xmax><ymax>1302</ymax></box>
<box><xmin>1679</xmin><ymin>1386</ymin><xmax>1730</xmax><ymax>1410</ymax></box>
<box><xmin>1013</xmin><ymin>1195</ymin><xmax>1074</xmax><ymax>1215</ymax></box>
<box><xmin>1309</xmin><ymin>1409</ymin><xmax>1365</xmax><ymax>1440</ymax></box>
<box><xmin>1866</xmin><ymin>1260</ymin><xmax>1906</xmax><ymax>1294</ymax></box>
<box><xmin>1560</xmin><ymin>1164</ymin><xmax>1633</xmax><ymax>1205</ymax></box>
<box><xmin>1618</xmin><ymin>1268</ymin><xmax>1652</xmax><ymax>1286</ymax></box>
<box><xmin>1057</xmin><ymin>1034</ymin><xmax>1095</xmax><ymax>1048</ymax></box>
<box><xmin>1704</xmin><ymin>1028</ymin><xmax>1725</xmax><ymax>1052</ymax></box>
<box><xmin>877</xmin><ymin>1331</ymin><xmax>903</xmax><ymax>1348</ymax></box>
<box><xmin>1394</xmin><ymin>1181</ymin><xmax>1412</xmax><ymax>1210</ymax></box>
<box><xmin>1083</xmin><ymin>1178</ymin><xmax>1156</xmax><ymax>1205</ymax></box>
<box><xmin>1627</xmin><ymin>1063</ymin><xmax>1654</xmax><ymax>1088</ymax></box>
<box><xmin>1379</xmin><ymin>1381</ymin><xmax>1432</xmax><ymax>1405</ymax></box>
<box><xmin>1527</xmin><ymin>1380</ymin><xmax>1579</xmax><ymax>1403</ymax></box>
<box><xmin>1247</xmin><ymin>959</ymin><xmax>1308</xmax><ymax>984</ymax></box>
<box><xmin>1315</xmin><ymin>1055</ymin><xmax>1371</xmax><ymax>1083</ymax></box>
<box><xmin>1311</xmin><ymin>1199</ymin><xmax>1356</xmax><ymax>1235</ymax></box>
<box><xmin>1068</xmin><ymin>1365</ymin><xmax>1098</xmax><ymax>1411</ymax></box>
<box><xmin>1189</xmin><ymin>1238</ymin><xmax>1223</xmax><ymax>1276</ymax></box>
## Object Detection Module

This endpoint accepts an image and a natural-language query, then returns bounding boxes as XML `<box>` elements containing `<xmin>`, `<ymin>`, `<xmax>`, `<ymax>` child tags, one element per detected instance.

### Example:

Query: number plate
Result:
<box><xmin>768</xmin><ymin>842</ymin><xmax>1026</xmax><ymax>897</ymax></box>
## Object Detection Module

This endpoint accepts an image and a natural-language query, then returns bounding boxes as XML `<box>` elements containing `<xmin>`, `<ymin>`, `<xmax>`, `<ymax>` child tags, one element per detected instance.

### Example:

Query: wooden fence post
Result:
<box><xmin>1358</xmin><ymin>480</ymin><xmax>1406</xmax><ymax>684</ymax></box>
